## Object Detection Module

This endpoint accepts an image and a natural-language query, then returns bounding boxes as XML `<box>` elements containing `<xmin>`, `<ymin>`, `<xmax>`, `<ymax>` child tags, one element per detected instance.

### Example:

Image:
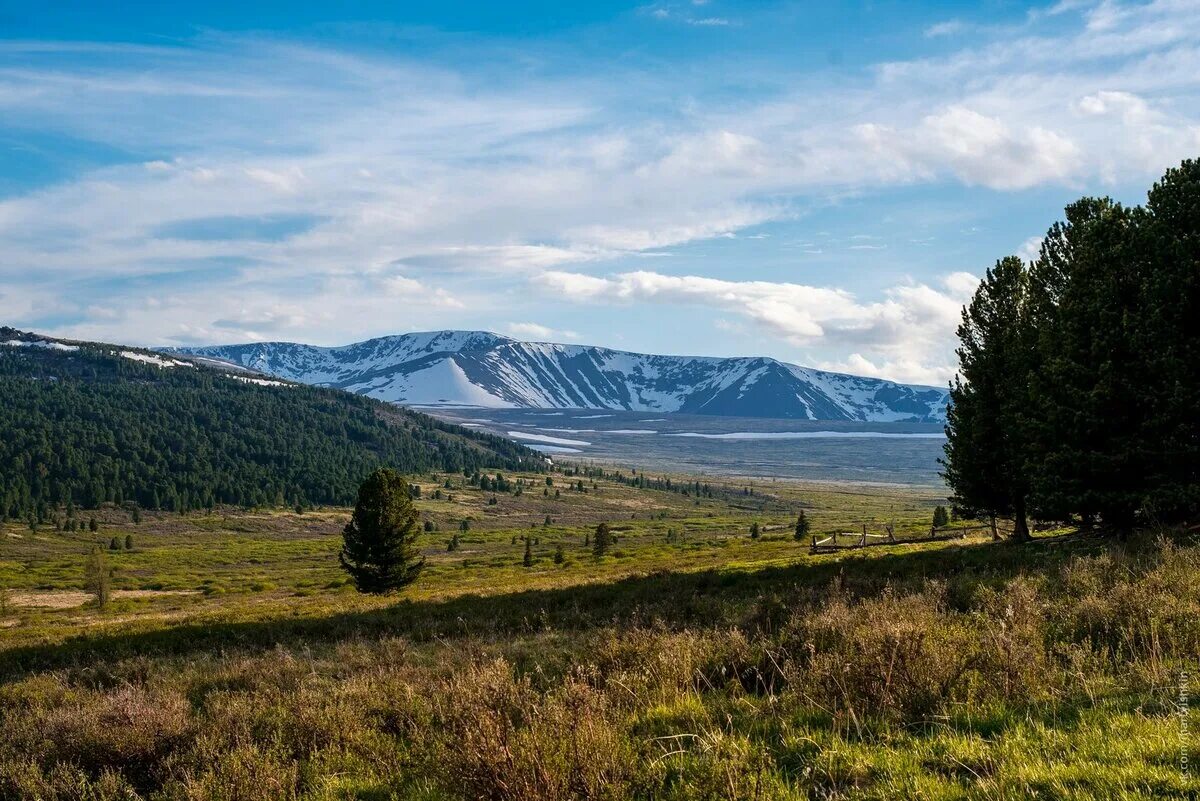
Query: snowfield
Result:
<box><xmin>172</xmin><ymin>330</ymin><xmax>950</xmax><ymax>423</ymax></box>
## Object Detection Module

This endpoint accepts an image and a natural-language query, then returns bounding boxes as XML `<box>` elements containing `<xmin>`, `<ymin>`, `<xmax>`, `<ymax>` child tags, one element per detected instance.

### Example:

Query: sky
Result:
<box><xmin>1</xmin><ymin>0</ymin><xmax>1198</xmax><ymax>385</ymax></box>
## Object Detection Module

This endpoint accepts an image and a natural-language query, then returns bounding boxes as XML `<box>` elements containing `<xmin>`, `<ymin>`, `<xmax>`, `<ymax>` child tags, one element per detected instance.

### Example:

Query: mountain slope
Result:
<box><xmin>0</xmin><ymin>328</ymin><xmax>541</xmax><ymax>517</ymax></box>
<box><xmin>173</xmin><ymin>331</ymin><xmax>949</xmax><ymax>423</ymax></box>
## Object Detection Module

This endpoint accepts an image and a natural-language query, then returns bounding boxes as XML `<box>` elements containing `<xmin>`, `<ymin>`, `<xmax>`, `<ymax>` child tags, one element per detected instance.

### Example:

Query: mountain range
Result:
<box><xmin>172</xmin><ymin>331</ymin><xmax>949</xmax><ymax>423</ymax></box>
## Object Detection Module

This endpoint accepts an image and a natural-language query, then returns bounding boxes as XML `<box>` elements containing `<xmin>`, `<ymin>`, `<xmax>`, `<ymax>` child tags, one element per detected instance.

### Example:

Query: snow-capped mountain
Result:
<box><xmin>170</xmin><ymin>331</ymin><xmax>949</xmax><ymax>423</ymax></box>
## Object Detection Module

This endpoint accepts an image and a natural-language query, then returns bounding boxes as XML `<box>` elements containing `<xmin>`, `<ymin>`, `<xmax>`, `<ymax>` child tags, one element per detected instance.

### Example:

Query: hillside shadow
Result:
<box><xmin>0</xmin><ymin>532</ymin><xmax>1105</xmax><ymax>679</ymax></box>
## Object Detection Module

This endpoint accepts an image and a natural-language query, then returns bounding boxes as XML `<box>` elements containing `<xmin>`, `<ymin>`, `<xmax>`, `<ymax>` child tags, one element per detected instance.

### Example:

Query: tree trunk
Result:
<box><xmin>990</xmin><ymin>515</ymin><xmax>1000</xmax><ymax>541</ymax></box>
<box><xmin>1011</xmin><ymin>497</ymin><xmax>1031</xmax><ymax>542</ymax></box>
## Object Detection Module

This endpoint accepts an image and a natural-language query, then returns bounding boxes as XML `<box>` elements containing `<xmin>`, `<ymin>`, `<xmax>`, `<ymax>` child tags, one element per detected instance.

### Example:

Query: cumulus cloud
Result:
<box><xmin>539</xmin><ymin>269</ymin><xmax>978</xmax><ymax>384</ymax></box>
<box><xmin>504</xmin><ymin>322</ymin><xmax>581</xmax><ymax>341</ymax></box>
<box><xmin>1</xmin><ymin>0</ymin><xmax>1198</xmax><ymax>369</ymax></box>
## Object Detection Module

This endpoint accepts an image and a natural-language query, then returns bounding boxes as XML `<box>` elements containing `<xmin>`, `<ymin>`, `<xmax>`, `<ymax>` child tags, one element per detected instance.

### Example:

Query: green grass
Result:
<box><xmin>0</xmin><ymin>469</ymin><xmax>1195</xmax><ymax>800</ymax></box>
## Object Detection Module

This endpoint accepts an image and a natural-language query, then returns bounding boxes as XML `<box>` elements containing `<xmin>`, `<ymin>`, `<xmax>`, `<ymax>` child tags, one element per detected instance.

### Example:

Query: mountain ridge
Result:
<box><xmin>171</xmin><ymin>331</ymin><xmax>950</xmax><ymax>423</ymax></box>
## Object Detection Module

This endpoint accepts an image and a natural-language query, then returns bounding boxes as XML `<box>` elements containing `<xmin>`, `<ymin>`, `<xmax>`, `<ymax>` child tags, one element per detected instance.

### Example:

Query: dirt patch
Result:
<box><xmin>11</xmin><ymin>589</ymin><xmax>201</xmax><ymax>609</ymax></box>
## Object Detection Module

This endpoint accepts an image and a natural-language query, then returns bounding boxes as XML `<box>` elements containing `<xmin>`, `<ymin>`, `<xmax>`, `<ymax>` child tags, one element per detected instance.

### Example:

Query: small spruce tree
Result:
<box><xmin>749</xmin><ymin>521</ymin><xmax>760</xmax><ymax>539</ymax></box>
<box><xmin>794</xmin><ymin>511</ymin><xmax>810</xmax><ymax>541</ymax></box>
<box><xmin>592</xmin><ymin>522</ymin><xmax>611</xmax><ymax>558</ymax></box>
<box><xmin>124</xmin><ymin>534</ymin><xmax>133</xmax><ymax>550</ymax></box>
<box><xmin>523</xmin><ymin>536</ymin><xmax>534</xmax><ymax>567</ymax></box>
<box><xmin>339</xmin><ymin>469</ymin><xmax>425</xmax><ymax>594</ymax></box>
<box><xmin>932</xmin><ymin>505</ymin><xmax>950</xmax><ymax>528</ymax></box>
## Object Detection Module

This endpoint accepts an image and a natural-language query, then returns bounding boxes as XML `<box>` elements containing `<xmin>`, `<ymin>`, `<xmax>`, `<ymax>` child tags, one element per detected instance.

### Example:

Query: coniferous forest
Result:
<box><xmin>0</xmin><ymin>333</ymin><xmax>541</xmax><ymax>520</ymax></box>
<box><xmin>943</xmin><ymin>158</ymin><xmax>1199</xmax><ymax>537</ymax></box>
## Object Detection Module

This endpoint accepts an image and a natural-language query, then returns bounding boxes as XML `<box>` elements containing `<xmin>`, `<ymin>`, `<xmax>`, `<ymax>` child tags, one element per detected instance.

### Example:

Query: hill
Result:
<box><xmin>0</xmin><ymin>328</ymin><xmax>541</xmax><ymax>518</ymax></box>
<box><xmin>172</xmin><ymin>330</ymin><xmax>949</xmax><ymax>423</ymax></box>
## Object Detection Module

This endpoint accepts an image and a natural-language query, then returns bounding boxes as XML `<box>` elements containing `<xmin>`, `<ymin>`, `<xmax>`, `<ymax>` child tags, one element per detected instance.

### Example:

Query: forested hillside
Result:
<box><xmin>0</xmin><ymin>330</ymin><xmax>541</xmax><ymax>520</ymax></box>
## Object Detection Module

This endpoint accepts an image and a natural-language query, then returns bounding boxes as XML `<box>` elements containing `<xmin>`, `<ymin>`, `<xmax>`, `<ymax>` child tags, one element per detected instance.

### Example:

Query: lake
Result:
<box><xmin>427</xmin><ymin>408</ymin><xmax>948</xmax><ymax>486</ymax></box>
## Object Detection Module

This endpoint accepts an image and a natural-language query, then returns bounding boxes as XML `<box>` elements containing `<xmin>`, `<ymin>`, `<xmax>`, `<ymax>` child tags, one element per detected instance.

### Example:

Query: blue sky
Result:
<box><xmin>2</xmin><ymin>0</ymin><xmax>1198</xmax><ymax>383</ymax></box>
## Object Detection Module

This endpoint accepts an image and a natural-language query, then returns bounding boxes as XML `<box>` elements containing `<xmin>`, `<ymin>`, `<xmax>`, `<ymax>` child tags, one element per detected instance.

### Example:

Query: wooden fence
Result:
<box><xmin>809</xmin><ymin>521</ymin><xmax>1004</xmax><ymax>554</ymax></box>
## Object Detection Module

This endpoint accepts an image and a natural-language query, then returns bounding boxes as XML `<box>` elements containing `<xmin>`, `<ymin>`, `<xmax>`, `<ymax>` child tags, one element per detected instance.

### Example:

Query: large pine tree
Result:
<box><xmin>339</xmin><ymin>469</ymin><xmax>425</xmax><ymax>593</ymax></box>
<box><xmin>1138</xmin><ymin>160</ymin><xmax>1200</xmax><ymax>523</ymax></box>
<box><xmin>942</xmin><ymin>256</ymin><xmax>1033</xmax><ymax>541</ymax></box>
<box><xmin>1027</xmin><ymin>198</ymin><xmax>1144</xmax><ymax>532</ymax></box>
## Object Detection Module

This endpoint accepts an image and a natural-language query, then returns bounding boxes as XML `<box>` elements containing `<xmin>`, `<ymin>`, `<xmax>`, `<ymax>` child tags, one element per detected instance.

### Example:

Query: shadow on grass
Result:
<box><xmin>0</xmin><ymin>533</ymin><xmax>1104</xmax><ymax>679</ymax></box>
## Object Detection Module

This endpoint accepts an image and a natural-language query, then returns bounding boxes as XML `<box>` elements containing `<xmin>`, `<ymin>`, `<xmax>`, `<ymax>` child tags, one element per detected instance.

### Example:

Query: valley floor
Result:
<box><xmin>0</xmin><ymin>468</ymin><xmax>1196</xmax><ymax>800</ymax></box>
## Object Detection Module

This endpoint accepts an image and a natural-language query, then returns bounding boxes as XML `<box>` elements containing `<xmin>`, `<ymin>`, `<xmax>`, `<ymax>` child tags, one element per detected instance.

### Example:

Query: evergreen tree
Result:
<box><xmin>88</xmin><ymin>517</ymin><xmax>98</xmax><ymax>532</ymax></box>
<box><xmin>447</xmin><ymin>533</ymin><xmax>460</xmax><ymax>552</ymax></box>
<box><xmin>523</xmin><ymin>536</ymin><xmax>533</xmax><ymax>567</ymax></box>
<box><xmin>109</xmin><ymin>536</ymin><xmax>121</xmax><ymax>551</ymax></box>
<box><xmin>124</xmin><ymin>534</ymin><xmax>133</xmax><ymax>550</ymax></box>
<box><xmin>942</xmin><ymin>256</ymin><xmax>1034</xmax><ymax>541</ymax></box>
<box><xmin>1137</xmin><ymin>160</ymin><xmax>1200</xmax><ymax>523</ymax></box>
<box><xmin>84</xmin><ymin>548</ymin><xmax>111</xmax><ymax>609</ymax></box>
<box><xmin>749</xmin><ymin>521</ymin><xmax>760</xmax><ymax>539</ymax></box>
<box><xmin>932</xmin><ymin>505</ymin><xmax>950</xmax><ymax>529</ymax></box>
<box><xmin>553</xmin><ymin>543</ymin><xmax>565</xmax><ymax>564</ymax></box>
<box><xmin>1027</xmin><ymin>199</ymin><xmax>1143</xmax><ymax>532</ymax></box>
<box><xmin>793</xmin><ymin>511</ymin><xmax>809</xmax><ymax>541</ymax></box>
<box><xmin>592</xmin><ymin>522</ymin><xmax>611</xmax><ymax>558</ymax></box>
<box><xmin>339</xmin><ymin>469</ymin><xmax>425</xmax><ymax>594</ymax></box>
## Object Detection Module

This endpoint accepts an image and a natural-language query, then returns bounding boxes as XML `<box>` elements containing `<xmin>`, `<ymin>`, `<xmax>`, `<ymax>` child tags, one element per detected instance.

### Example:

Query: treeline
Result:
<box><xmin>0</xmin><ymin>336</ymin><xmax>541</xmax><ymax>520</ymax></box>
<box><xmin>943</xmin><ymin>159</ymin><xmax>1199</xmax><ymax>537</ymax></box>
<box><xmin>561</xmin><ymin>463</ymin><xmax>781</xmax><ymax>506</ymax></box>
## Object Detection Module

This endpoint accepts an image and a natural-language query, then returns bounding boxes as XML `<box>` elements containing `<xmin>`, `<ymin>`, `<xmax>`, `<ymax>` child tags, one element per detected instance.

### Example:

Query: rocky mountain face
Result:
<box><xmin>172</xmin><ymin>331</ymin><xmax>949</xmax><ymax>423</ymax></box>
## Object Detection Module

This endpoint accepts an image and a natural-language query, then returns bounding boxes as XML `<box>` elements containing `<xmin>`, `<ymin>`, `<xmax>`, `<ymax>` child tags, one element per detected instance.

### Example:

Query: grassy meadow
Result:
<box><xmin>0</xmin><ymin>467</ymin><xmax>1196</xmax><ymax>799</ymax></box>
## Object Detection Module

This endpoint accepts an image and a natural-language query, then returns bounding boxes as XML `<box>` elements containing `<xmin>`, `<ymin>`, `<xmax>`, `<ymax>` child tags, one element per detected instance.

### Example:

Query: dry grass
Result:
<box><xmin>0</xmin><ymin>530</ymin><xmax>1197</xmax><ymax>799</ymax></box>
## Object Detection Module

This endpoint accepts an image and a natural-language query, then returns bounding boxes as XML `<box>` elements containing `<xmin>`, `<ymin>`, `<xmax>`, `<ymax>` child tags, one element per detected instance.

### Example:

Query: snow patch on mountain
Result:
<box><xmin>170</xmin><ymin>331</ymin><xmax>949</xmax><ymax>423</ymax></box>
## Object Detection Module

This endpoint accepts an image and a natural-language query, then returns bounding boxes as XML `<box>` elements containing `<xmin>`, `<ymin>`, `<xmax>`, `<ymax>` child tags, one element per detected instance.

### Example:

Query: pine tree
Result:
<box><xmin>749</xmin><ymin>521</ymin><xmax>760</xmax><ymax>539</ymax></box>
<box><xmin>447</xmin><ymin>533</ymin><xmax>460</xmax><ymax>552</ymax></box>
<box><xmin>523</xmin><ymin>536</ymin><xmax>533</xmax><ymax>567</ymax></box>
<box><xmin>592</xmin><ymin>522</ymin><xmax>611</xmax><ymax>558</ymax></box>
<box><xmin>88</xmin><ymin>517</ymin><xmax>98</xmax><ymax>532</ymax></box>
<box><xmin>942</xmin><ymin>256</ymin><xmax>1034</xmax><ymax>541</ymax></box>
<box><xmin>1137</xmin><ymin>160</ymin><xmax>1200</xmax><ymax>523</ymax></box>
<box><xmin>339</xmin><ymin>469</ymin><xmax>425</xmax><ymax>594</ymax></box>
<box><xmin>553</xmin><ymin>543</ymin><xmax>565</xmax><ymax>564</ymax></box>
<box><xmin>84</xmin><ymin>548</ymin><xmax>111</xmax><ymax>609</ymax></box>
<box><xmin>124</xmin><ymin>534</ymin><xmax>133</xmax><ymax>550</ymax></box>
<box><xmin>1027</xmin><ymin>199</ymin><xmax>1143</xmax><ymax>532</ymax></box>
<box><xmin>793</xmin><ymin>511</ymin><xmax>809</xmax><ymax>541</ymax></box>
<box><xmin>932</xmin><ymin>505</ymin><xmax>950</xmax><ymax>528</ymax></box>
<box><xmin>109</xmin><ymin>536</ymin><xmax>121</xmax><ymax>551</ymax></box>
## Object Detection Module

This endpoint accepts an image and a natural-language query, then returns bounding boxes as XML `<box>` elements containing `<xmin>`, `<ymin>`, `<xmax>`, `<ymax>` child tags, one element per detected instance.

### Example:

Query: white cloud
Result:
<box><xmin>2</xmin><ymin>0</ymin><xmax>1198</xmax><ymax>368</ymax></box>
<box><xmin>539</xmin><ymin>269</ymin><xmax>978</xmax><ymax>383</ymax></box>
<box><xmin>1017</xmin><ymin>236</ymin><xmax>1044</xmax><ymax>262</ymax></box>
<box><xmin>504</xmin><ymin>322</ymin><xmax>581</xmax><ymax>341</ymax></box>
<box><xmin>925</xmin><ymin>19</ymin><xmax>966</xmax><ymax>38</ymax></box>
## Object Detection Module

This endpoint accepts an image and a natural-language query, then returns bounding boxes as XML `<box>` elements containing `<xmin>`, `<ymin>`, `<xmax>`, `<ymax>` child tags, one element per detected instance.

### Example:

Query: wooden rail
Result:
<box><xmin>809</xmin><ymin>521</ymin><xmax>1006</xmax><ymax>554</ymax></box>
